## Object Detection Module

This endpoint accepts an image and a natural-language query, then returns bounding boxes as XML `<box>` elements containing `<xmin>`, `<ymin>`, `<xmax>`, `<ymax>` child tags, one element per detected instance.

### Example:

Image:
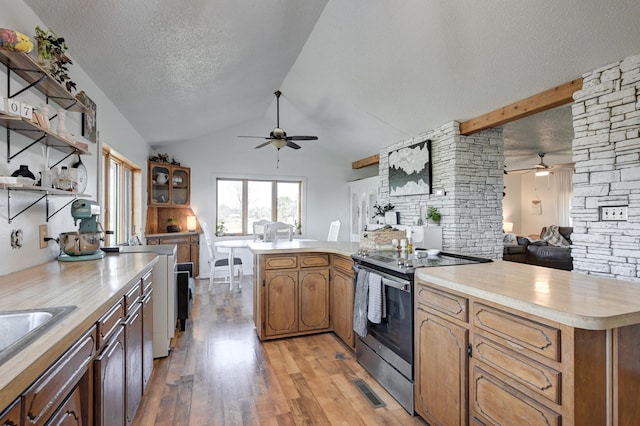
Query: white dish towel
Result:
<box><xmin>367</xmin><ymin>272</ymin><xmax>386</xmax><ymax>323</ymax></box>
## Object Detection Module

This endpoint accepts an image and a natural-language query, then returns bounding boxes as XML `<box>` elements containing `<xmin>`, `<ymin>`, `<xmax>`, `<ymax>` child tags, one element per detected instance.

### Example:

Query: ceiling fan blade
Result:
<box><xmin>254</xmin><ymin>141</ymin><xmax>272</xmax><ymax>149</ymax></box>
<box><xmin>238</xmin><ymin>135</ymin><xmax>269</xmax><ymax>139</ymax></box>
<box><xmin>287</xmin><ymin>141</ymin><xmax>301</xmax><ymax>150</ymax></box>
<box><xmin>287</xmin><ymin>135</ymin><xmax>318</xmax><ymax>141</ymax></box>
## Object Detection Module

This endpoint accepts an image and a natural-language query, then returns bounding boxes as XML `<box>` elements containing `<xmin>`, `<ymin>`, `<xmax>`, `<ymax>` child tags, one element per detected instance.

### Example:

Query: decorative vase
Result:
<box><xmin>56</xmin><ymin>109</ymin><xmax>67</xmax><ymax>137</ymax></box>
<box><xmin>167</xmin><ymin>225</ymin><xmax>180</xmax><ymax>233</ymax></box>
<box><xmin>36</xmin><ymin>40</ymin><xmax>51</xmax><ymax>70</ymax></box>
<box><xmin>11</xmin><ymin>164</ymin><xmax>36</xmax><ymax>180</ymax></box>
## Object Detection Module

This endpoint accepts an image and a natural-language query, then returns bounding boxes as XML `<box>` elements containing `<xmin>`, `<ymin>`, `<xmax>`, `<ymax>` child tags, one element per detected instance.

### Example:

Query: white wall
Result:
<box><xmin>0</xmin><ymin>2</ymin><xmax>149</xmax><ymax>276</ymax></box>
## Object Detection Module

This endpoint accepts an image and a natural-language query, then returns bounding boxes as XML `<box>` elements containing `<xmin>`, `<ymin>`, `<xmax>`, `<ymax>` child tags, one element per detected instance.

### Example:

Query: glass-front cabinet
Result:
<box><xmin>148</xmin><ymin>162</ymin><xmax>190</xmax><ymax>207</ymax></box>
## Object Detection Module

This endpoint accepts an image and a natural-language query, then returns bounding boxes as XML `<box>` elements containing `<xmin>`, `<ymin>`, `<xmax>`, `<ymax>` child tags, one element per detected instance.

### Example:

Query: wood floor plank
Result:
<box><xmin>133</xmin><ymin>277</ymin><xmax>426</xmax><ymax>425</ymax></box>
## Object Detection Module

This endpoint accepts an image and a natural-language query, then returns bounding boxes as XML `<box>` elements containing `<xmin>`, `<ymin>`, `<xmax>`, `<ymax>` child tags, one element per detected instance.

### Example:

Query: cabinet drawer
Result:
<box><xmin>23</xmin><ymin>326</ymin><xmax>96</xmax><ymax>425</ymax></box>
<box><xmin>142</xmin><ymin>270</ymin><xmax>153</xmax><ymax>294</ymax></box>
<box><xmin>473</xmin><ymin>334</ymin><xmax>561</xmax><ymax>404</ymax></box>
<box><xmin>471</xmin><ymin>366</ymin><xmax>561</xmax><ymax>426</ymax></box>
<box><xmin>416</xmin><ymin>283</ymin><xmax>468</xmax><ymax>323</ymax></box>
<box><xmin>189</xmin><ymin>235</ymin><xmax>199</xmax><ymax>243</ymax></box>
<box><xmin>97</xmin><ymin>300</ymin><xmax>125</xmax><ymax>349</ymax></box>
<box><xmin>332</xmin><ymin>255</ymin><xmax>354</xmax><ymax>276</ymax></box>
<box><xmin>300</xmin><ymin>254</ymin><xmax>329</xmax><ymax>268</ymax></box>
<box><xmin>124</xmin><ymin>282</ymin><xmax>141</xmax><ymax>313</ymax></box>
<box><xmin>264</xmin><ymin>255</ymin><xmax>297</xmax><ymax>270</ymax></box>
<box><xmin>159</xmin><ymin>236</ymin><xmax>190</xmax><ymax>244</ymax></box>
<box><xmin>473</xmin><ymin>303</ymin><xmax>560</xmax><ymax>361</ymax></box>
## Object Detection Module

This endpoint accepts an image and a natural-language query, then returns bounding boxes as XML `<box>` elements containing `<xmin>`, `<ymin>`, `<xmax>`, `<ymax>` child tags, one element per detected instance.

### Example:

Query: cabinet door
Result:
<box><xmin>142</xmin><ymin>290</ymin><xmax>154</xmax><ymax>392</ymax></box>
<box><xmin>298</xmin><ymin>269</ymin><xmax>330</xmax><ymax>332</ymax></box>
<box><xmin>149</xmin><ymin>165</ymin><xmax>170</xmax><ymax>206</ymax></box>
<box><xmin>0</xmin><ymin>398</ymin><xmax>20</xmax><ymax>426</ymax></box>
<box><xmin>45</xmin><ymin>371</ymin><xmax>90</xmax><ymax>426</ymax></box>
<box><xmin>125</xmin><ymin>304</ymin><xmax>143</xmax><ymax>425</ymax></box>
<box><xmin>415</xmin><ymin>306</ymin><xmax>469</xmax><ymax>426</ymax></box>
<box><xmin>189</xmin><ymin>236</ymin><xmax>199</xmax><ymax>277</ymax></box>
<box><xmin>171</xmin><ymin>168</ymin><xmax>189</xmax><ymax>206</ymax></box>
<box><xmin>264</xmin><ymin>271</ymin><xmax>298</xmax><ymax>337</ymax></box>
<box><xmin>160</xmin><ymin>238</ymin><xmax>190</xmax><ymax>265</ymax></box>
<box><xmin>331</xmin><ymin>270</ymin><xmax>355</xmax><ymax>348</ymax></box>
<box><xmin>95</xmin><ymin>326</ymin><xmax>125</xmax><ymax>426</ymax></box>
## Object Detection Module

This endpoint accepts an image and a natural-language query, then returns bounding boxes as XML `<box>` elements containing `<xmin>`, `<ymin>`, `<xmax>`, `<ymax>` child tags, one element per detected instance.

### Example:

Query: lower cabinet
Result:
<box><xmin>23</xmin><ymin>326</ymin><xmax>97</xmax><ymax>426</ymax></box>
<box><xmin>330</xmin><ymin>255</ymin><xmax>355</xmax><ymax>349</ymax></box>
<box><xmin>0</xmin><ymin>398</ymin><xmax>20</xmax><ymax>426</ymax></box>
<box><xmin>95</xmin><ymin>326</ymin><xmax>125</xmax><ymax>426</ymax></box>
<box><xmin>147</xmin><ymin>234</ymin><xmax>199</xmax><ymax>276</ymax></box>
<box><xmin>124</xmin><ymin>303</ymin><xmax>143</xmax><ymax>425</ymax></box>
<box><xmin>142</xmin><ymin>287</ymin><xmax>154</xmax><ymax>392</ymax></box>
<box><xmin>260</xmin><ymin>254</ymin><xmax>330</xmax><ymax>339</ymax></box>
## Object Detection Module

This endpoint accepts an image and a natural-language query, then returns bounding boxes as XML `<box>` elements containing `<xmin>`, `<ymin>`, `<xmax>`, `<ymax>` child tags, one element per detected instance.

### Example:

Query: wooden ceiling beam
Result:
<box><xmin>459</xmin><ymin>78</ymin><xmax>583</xmax><ymax>135</ymax></box>
<box><xmin>352</xmin><ymin>153</ymin><xmax>380</xmax><ymax>169</ymax></box>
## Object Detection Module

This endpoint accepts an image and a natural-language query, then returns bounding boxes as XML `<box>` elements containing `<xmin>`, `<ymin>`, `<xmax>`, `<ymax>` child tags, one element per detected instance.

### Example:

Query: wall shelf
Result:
<box><xmin>2</xmin><ymin>185</ymin><xmax>91</xmax><ymax>223</ymax></box>
<box><xmin>0</xmin><ymin>50</ymin><xmax>89</xmax><ymax>113</ymax></box>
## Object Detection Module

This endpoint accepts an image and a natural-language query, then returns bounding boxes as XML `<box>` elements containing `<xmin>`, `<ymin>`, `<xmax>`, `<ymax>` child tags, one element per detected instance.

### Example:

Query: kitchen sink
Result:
<box><xmin>0</xmin><ymin>306</ymin><xmax>76</xmax><ymax>366</ymax></box>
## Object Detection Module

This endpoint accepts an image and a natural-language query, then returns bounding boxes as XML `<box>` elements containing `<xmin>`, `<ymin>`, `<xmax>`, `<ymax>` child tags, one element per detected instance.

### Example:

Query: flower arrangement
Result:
<box><xmin>215</xmin><ymin>220</ymin><xmax>226</xmax><ymax>237</ymax></box>
<box><xmin>167</xmin><ymin>216</ymin><xmax>180</xmax><ymax>232</ymax></box>
<box><xmin>372</xmin><ymin>202</ymin><xmax>395</xmax><ymax>218</ymax></box>
<box><xmin>34</xmin><ymin>26</ymin><xmax>76</xmax><ymax>93</ymax></box>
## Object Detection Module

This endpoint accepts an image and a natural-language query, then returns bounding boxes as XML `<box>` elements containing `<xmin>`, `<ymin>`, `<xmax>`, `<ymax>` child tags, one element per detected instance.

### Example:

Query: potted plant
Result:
<box><xmin>426</xmin><ymin>207</ymin><xmax>441</xmax><ymax>225</ymax></box>
<box><xmin>167</xmin><ymin>216</ymin><xmax>180</xmax><ymax>233</ymax></box>
<box><xmin>215</xmin><ymin>220</ymin><xmax>226</xmax><ymax>237</ymax></box>
<box><xmin>34</xmin><ymin>26</ymin><xmax>76</xmax><ymax>92</ymax></box>
<box><xmin>294</xmin><ymin>220</ymin><xmax>302</xmax><ymax>235</ymax></box>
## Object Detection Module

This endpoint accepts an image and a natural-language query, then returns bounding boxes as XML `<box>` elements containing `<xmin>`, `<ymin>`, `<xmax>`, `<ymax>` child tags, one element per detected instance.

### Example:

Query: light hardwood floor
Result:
<box><xmin>133</xmin><ymin>277</ymin><xmax>425</xmax><ymax>425</ymax></box>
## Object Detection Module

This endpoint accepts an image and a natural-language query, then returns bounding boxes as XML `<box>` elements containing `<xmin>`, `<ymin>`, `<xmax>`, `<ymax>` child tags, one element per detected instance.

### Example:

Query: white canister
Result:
<box><xmin>40</xmin><ymin>170</ymin><xmax>52</xmax><ymax>188</ymax></box>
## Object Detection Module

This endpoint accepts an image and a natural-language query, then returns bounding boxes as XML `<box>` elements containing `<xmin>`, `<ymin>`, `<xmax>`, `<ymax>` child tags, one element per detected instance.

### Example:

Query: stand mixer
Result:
<box><xmin>56</xmin><ymin>199</ymin><xmax>107</xmax><ymax>261</ymax></box>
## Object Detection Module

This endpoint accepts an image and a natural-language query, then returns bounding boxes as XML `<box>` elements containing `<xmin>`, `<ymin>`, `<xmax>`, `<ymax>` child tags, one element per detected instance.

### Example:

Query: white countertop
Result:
<box><xmin>416</xmin><ymin>260</ymin><xmax>640</xmax><ymax>330</ymax></box>
<box><xmin>248</xmin><ymin>240</ymin><xmax>359</xmax><ymax>257</ymax></box>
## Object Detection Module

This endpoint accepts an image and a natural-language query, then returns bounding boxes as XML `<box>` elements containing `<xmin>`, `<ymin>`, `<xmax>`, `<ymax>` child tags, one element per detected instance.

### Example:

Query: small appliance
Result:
<box><xmin>50</xmin><ymin>199</ymin><xmax>107</xmax><ymax>261</ymax></box>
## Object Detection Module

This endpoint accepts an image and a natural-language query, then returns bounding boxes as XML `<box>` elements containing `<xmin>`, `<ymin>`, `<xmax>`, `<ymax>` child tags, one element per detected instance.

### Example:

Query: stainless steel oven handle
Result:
<box><xmin>353</xmin><ymin>264</ymin><xmax>411</xmax><ymax>292</ymax></box>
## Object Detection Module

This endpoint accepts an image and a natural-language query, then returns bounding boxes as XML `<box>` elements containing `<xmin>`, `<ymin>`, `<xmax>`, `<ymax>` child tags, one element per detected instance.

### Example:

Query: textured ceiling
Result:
<box><xmin>22</xmin><ymin>0</ymin><xmax>640</xmax><ymax>168</ymax></box>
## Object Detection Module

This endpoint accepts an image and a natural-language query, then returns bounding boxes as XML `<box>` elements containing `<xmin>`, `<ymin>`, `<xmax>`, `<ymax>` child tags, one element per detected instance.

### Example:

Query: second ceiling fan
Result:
<box><xmin>238</xmin><ymin>90</ymin><xmax>318</xmax><ymax>150</ymax></box>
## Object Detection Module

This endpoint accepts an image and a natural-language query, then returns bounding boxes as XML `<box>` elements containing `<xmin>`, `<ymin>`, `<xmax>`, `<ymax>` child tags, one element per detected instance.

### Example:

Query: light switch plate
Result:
<box><xmin>601</xmin><ymin>206</ymin><xmax>628</xmax><ymax>221</ymax></box>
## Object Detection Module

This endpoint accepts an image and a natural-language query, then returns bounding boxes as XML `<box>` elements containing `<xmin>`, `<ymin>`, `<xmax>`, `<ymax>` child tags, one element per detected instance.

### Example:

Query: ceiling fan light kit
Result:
<box><xmin>238</xmin><ymin>90</ymin><xmax>318</xmax><ymax>152</ymax></box>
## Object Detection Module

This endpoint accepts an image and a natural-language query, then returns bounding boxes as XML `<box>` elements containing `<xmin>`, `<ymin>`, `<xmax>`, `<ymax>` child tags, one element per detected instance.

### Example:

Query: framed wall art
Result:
<box><xmin>77</xmin><ymin>91</ymin><xmax>97</xmax><ymax>143</ymax></box>
<box><xmin>388</xmin><ymin>139</ymin><xmax>432</xmax><ymax>196</ymax></box>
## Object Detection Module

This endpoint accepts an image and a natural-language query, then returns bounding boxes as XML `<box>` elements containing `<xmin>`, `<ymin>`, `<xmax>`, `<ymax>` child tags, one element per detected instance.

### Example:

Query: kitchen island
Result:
<box><xmin>248</xmin><ymin>240</ymin><xmax>359</xmax><ymax>346</ymax></box>
<box><xmin>0</xmin><ymin>252</ymin><xmax>158</xmax><ymax>422</ymax></box>
<box><xmin>415</xmin><ymin>260</ymin><xmax>640</xmax><ymax>426</ymax></box>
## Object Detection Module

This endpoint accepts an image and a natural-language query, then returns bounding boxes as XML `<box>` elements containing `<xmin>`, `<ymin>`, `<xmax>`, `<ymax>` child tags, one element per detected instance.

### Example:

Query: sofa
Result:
<box><xmin>503</xmin><ymin>226</ymin><xmax>573</xmax><ymax>271</ymax></box>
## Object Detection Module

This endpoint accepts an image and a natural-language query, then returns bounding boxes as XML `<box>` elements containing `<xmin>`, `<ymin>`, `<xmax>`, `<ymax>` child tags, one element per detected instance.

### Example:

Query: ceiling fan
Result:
<box><xmin>238</xmin><ymin>90</ymin><xmax>318</xmax><ymax>150</ymax></box>
<box><xmin>507</xmin><ymin>153</ymin><xmax>573</xmax><ymax>175</ymax></box>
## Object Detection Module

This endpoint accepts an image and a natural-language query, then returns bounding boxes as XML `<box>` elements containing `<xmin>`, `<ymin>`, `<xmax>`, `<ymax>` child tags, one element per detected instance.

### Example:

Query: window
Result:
<box><xmin>102</xmin><ymin>146</ymin><xmax>141</xmax><ymax>245</ymax></box>
<box><xmin>216</xmin><ymin>178</ymin><xmax>302</xmax><ymax>235</ymax></box>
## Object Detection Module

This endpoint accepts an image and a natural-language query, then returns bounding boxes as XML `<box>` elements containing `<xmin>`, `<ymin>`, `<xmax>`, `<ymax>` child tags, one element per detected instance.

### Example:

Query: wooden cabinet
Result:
<box><xmin>414</xmin><ymin>282</ymin><xmax>469</xmax><ymax>425</ymax></box>
<box><xmin>148</xmin><ymin>162</ymin><xmax>190</xmax><ymax>207</ymax></box>
<box><xmin>94</xmin><ymin>326</ymin><xmax>125</xmax><ymax>426</ymax></box>
<box><xmin>330</xmin><ymin>255</ymin><xmax>355</xmax><ymax>349</ymax></box>
<box><xmin>259</xmin><ymin>254</ymin><xmax>330</xmax><ymax>339</ymax></box>
<box><xmin>46</xmin><ymin>373</ymin><xmax>90</xmax><ymax>426</ymax></box>
<box><xmin>147</xmin><ymin>234</ymin><xmax>199</xmax><ymax>277</ymax></box>
<box><xmin>414</xmin><ymin>276</ymin><xmax>627</xmax><ymax>426</ymax></box>
<box><xmin>0</xmin><ymin>398</ymin><xmax>21</xmax><ymax>426</ymax></box>
<box><xmin>141</xmin><ymin>272</ymin><xmax>154</xmax><ymax>392</ymax></box>
<box><xmin>124</xmin><ymin>303</ymin><xmax>143</xmax><ymax>425</ymax></box>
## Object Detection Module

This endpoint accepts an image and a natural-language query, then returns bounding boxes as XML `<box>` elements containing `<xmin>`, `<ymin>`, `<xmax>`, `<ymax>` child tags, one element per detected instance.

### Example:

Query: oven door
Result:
<box><xmin>366</xmin><ymin>274</ymin><xmax>413</xmax><ymax>366</ymax></box>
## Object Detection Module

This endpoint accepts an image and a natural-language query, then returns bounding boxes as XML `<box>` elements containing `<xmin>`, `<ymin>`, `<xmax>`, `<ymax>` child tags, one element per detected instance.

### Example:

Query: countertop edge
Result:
<box><xmin>416</xmin><ymin>263</ymin><xmax>640</xmax><ymax>330</ymax></box>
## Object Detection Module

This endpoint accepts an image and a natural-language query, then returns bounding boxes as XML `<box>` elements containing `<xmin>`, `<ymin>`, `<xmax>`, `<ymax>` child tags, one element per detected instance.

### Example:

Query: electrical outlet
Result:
<box><xmin>601</xmin><ymin>206</ymin><xmax>628</xmax><ymax>221</ymax></box>
<box><xmin>11</xmin><ymin>229</ymin><xmax>23</xmax><ymax>249</ymax></box>
<box><xmin>39</xmin><ymin>224</ymin><xmax>48</xmax><ymax>249</ymax></box>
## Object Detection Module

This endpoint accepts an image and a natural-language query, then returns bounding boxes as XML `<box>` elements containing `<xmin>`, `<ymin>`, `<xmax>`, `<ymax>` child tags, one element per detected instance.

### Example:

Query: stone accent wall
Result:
<box><xmin>378</xmin><ymin>122</ymin><xmax>504</xmax><ymax>259</ymax></box>
<box><xmin>572</xmin><ymin>53</ymin><xmax>640</xmax><ymax>280</ymax></box>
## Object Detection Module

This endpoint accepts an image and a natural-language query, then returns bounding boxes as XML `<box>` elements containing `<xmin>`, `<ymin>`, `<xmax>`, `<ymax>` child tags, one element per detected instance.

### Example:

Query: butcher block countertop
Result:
<box><xmin>248</xmin><ymin>240</ymin><xmax>359</xmax><ymax>256</ymax></box>
<box><xmin>416</xmin><ymin>259</ymin><xmax>640</xmax><ymax>330</ymax></box>
<box><xmin>0</xmin><ymin>252</ymin><xmax>158</xmax><ymax>409</ymax></box>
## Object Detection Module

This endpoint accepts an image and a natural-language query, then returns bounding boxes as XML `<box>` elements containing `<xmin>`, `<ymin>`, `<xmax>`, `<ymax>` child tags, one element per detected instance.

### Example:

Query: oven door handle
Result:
<box><xmin>381</xmin><ymin>277</ymin><xmax>411</xmax><ymax>292</ymax></box>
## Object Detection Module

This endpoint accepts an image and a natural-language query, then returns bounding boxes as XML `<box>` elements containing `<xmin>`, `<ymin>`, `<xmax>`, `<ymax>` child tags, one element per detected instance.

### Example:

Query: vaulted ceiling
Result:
<box><xmin>23</xmin><ymin>0</ymin><xmax>640</xmax><ymax>170</ymax></box>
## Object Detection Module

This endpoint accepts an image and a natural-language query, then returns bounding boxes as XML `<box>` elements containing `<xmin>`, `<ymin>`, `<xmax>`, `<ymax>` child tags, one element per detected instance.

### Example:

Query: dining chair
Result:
<box><xmin>265</xmin><ymin>221</ymin><xmax>293</xmax><ymax>241</ymax></box>
<box><xmin>327</xmin><ymin>219</ymin><xmax>341</xmax><ymax>241</ymax></box>
<box><xmin>252</xmin><ymin>219</ymin><xmax>271</xmax><ymax>241</ymax></box>
<box><xmin>200</xmin><ymin>220</ymin><xmax>243</xmax><ymax>291</ymax></box>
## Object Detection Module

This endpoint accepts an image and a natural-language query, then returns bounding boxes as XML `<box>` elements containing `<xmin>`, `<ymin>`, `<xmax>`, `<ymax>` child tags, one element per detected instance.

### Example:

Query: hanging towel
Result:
<box><xmin>353</xmin><ymin>269</ymin><xmax>370</xmax><ymax>337</ymax></box>
<box><xmin>367</xmin><ymin>273</ymin><xmax>385</xmax><ymax>324</ymax></box>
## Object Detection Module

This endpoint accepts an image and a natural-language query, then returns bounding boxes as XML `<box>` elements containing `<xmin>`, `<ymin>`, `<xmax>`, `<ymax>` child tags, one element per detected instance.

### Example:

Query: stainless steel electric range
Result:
<box><xmin>351</xmin><ymin>250</ymin><xmax>491</xmax><ymax>414</ymax></box>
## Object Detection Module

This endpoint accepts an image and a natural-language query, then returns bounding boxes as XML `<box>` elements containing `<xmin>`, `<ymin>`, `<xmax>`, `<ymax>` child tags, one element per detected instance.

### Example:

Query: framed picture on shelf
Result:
<box><xmin>77</xmin><ymin>91</ymin><xmax>97</xmax><ymax>143</ymax></box>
